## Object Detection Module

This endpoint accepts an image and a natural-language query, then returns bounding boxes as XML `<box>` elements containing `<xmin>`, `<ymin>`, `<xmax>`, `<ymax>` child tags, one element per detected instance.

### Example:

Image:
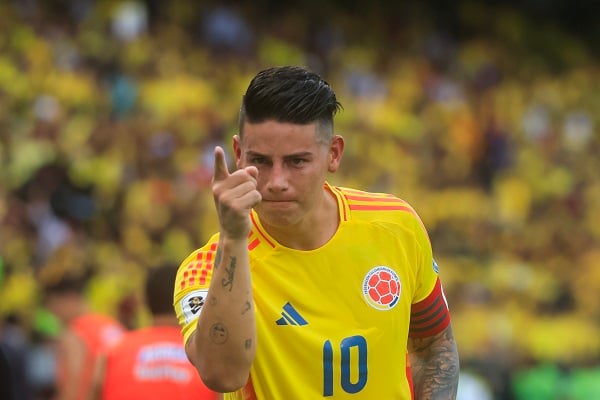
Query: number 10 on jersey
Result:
<box><xmin>323</xmin><ymin>335</ymin><xmax>368</xmax><ymax>396</ymax></box>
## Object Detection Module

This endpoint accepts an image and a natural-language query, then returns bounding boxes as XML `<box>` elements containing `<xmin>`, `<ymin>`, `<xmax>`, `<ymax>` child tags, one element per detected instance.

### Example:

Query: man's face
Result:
<box><xmin>234</xmin><ymin>120</ymin><xmax>342</xmax><ymax>229</ymax></box>
<box><xmin>44</xmin><ymin>292</ymin><xmax>74</xmax><ymax>323</ymax></box>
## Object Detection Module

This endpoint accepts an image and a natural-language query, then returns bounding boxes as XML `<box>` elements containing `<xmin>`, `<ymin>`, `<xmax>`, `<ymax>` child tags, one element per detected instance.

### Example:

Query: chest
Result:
<box><xmin>249</xmin><ymin>225</ymin><xmax>419</xmax><ymax>331</ymax></box>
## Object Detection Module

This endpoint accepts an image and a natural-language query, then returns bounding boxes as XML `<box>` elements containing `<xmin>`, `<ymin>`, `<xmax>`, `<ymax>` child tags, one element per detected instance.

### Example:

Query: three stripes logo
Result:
<box><xmin>275</xmin><ymin>302</ymin><xmax>308</xmax><ymax>326</ymax></box>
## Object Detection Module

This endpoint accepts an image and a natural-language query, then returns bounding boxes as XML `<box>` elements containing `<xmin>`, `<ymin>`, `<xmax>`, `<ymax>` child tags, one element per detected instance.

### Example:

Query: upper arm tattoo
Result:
<box><xmin>409</xmin><ymin>326</ymin><xmax>460</xmax><ymax>399</ymax></box>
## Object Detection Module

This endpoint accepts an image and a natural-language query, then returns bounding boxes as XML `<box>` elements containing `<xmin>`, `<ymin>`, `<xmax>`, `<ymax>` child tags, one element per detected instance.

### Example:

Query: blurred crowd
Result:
<box><xmin>0</xmin><ymin>1</ymin><xmax>599</xmax><ymax>399</ymax></box>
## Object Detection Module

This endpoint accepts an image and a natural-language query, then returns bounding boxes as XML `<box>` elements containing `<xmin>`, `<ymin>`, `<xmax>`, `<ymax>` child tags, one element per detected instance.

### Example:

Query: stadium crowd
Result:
<box><xmin>0</xmin><ymin>1</ymin><xmax>599</xmax><ymax>399</ymax></box>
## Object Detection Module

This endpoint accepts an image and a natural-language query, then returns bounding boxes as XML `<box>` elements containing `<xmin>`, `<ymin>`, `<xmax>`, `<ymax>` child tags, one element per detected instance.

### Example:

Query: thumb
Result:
<box><xmin>213</xmin><ymin>146</ymin><xmax>230</xmax><ymax>181</ymax></box>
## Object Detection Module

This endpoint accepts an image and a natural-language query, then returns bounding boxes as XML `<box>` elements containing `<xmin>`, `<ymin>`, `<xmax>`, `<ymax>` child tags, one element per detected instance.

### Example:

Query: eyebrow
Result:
<box><xmin>245</xmin><ymin>150</ymin><xmax>314</xmax><ymax>159</ymax></box>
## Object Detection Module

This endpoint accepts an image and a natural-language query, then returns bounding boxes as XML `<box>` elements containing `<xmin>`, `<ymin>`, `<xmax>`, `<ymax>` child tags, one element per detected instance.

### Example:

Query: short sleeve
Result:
<box><xmin>173</xmin><ymin>234</ymin><xmax>220</xmax><ymax>345</ymax></box>
<box><xmin>411</xmin><ymin>212</ymin><xmax>437</xmax><ymax>304</ymax></box>
<box><xmin>408</xmin><ymin>210</ymin><xmax>451</xmax><ymax>338</ymax></box>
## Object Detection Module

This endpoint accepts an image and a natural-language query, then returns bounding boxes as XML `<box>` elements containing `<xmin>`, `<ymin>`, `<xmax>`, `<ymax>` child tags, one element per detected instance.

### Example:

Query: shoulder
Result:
<box><xmin>332</xmin><ymin>186</ymin><xmax>430</xmax><ymax>245</ymax></box>
<box><xmin>70</xmin><ymin>313</ymin><xmax>118</xmax><ymax>330</ymax></box>
<box><xmin>57</xmin><ymin>328</ymin><xmax>87</xmax><ymax>356</ymax></box>
<box><xmin>175</xmin><ymin>233</ymin><xmax>221</xmax><ymax>295</ymax></box>
<box><xmin>76</xmin><ymin>314</ymin><xmax>125</xmax><ymax>335</ymax></box>
<box><xmin>177</xmin><ymin>233</ymin><xmax>220</xmax><ymax>274</ymax></box>
<box><xmin>105</xmin><ymin>328</ymin><xmax>149</xmax><ymax>352</ymax></box>
<box><xmin>334</xmin><ymin>186</ymin><xmax>421</xmax><ymax>223</ymax></box>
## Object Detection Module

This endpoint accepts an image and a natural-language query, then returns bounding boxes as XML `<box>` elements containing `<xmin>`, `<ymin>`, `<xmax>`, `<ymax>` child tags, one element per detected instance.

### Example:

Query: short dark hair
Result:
<box><xmin>145</xmin><ymin>264</ymin><xmax>178</xmax><ymax>316</ymax></box>
<box><xmin>41</xmin><ymin>269</ymin><xmax>89</xmax><ymax>295</ymax></box>
<box><xmin>238</xmin><ymin>66</ymin><xmax>342</xmax><ymax>142</ymax></box>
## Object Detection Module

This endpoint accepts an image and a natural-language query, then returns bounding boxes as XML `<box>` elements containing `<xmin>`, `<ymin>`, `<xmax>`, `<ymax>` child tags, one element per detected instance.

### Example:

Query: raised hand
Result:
<box><xmin>211</xmin><ymin>146</ymin><xmax>261</xmax><ymax>239</ymax></box>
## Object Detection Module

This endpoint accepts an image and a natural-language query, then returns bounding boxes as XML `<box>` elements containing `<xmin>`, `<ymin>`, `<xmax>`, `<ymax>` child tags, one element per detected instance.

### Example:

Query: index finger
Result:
<box><xmin>213</xmin><ymin>146</ymin><xmax>230</xmax><ymax>181</ymax></box>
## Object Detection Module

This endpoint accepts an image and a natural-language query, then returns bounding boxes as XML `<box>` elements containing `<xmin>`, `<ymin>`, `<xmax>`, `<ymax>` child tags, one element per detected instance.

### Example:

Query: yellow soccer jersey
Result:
<box><xmin>174</xmin><ymin>183</ymin><xmax>450</xmax><ymax>399</ymax></box>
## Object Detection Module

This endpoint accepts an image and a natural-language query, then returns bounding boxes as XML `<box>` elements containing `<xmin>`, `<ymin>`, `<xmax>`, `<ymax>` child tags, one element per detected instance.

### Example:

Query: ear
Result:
<box><xmin>233</xmin><ymin>135</ymin><xmax>242</xmax><ymax>168</ymax></box>
<box><xmin>327</xmin><ymin>135</ymin><xmax>344</xmax><ymax>173</ymax></box>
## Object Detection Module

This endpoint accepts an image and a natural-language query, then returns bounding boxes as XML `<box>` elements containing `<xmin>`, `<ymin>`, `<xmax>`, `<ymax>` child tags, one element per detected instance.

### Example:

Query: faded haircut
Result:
<box><xmin>238</xmin><ymin>66</ymin><xmax>342</xmax><ymax>143</ymax></box>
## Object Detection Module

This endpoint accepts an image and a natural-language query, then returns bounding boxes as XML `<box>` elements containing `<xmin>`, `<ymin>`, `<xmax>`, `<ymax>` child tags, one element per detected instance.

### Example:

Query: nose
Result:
<box><xmin>266</xmin><ymin>162</ymin><xmax>288</xmax><ymax>192</ymax></box>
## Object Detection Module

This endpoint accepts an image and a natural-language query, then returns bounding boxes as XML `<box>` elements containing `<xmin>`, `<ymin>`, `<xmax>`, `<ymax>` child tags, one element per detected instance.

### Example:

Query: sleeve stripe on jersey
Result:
<box><xmin>346</xmin><ymin>189</ymin><xmax>432</xmax><ymax>244</ymax></box>
<box><xmin>341</xmin><ymin>187</ymin><xmax>397</xmax><ymax>198</ymax></box>
<box><xmin>349</xmin><ymin>204</ymin><xmax>415</xmax><ymax>212</ymax></box>
<box><xmin>410</xmin><ymin>303</ymin><xmax>447</xmax><ymax>331</ymax></box>
<box><xmin>411</xmin><ymin>298</ymin><xmax>445</xmax><ymax>320</ymax></box>
<box><xmin>342</xmin><ymin>190</ymin><xmax>428</xmax><ymax>235</ymax></box>
<box><xmin>180</xmin><ymin>243</ymin><xmax>217</xmax><ymax>290</ymax></box>
<box><xmin>409</xmin><ymin>278</ymin><xmax>450</xmax><ymax>338</ymax></box>
<box><xmin>345</xmin><ymin>194</ymin><xmax>409</xmax><ymax>203</ymax></box>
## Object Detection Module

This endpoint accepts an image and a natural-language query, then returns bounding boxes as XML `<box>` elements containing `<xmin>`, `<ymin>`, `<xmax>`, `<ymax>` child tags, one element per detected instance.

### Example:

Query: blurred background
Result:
<box><xmin>0</xmin><ymin>0</ymin><xmax>599</xmax><ymax>399</ymax></box>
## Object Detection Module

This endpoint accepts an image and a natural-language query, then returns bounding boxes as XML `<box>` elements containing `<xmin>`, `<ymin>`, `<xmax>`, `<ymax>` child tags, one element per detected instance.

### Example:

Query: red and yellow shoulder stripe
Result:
<box><xmin>332</xmin><ymin>186</ymin><xmax>417</xmax><ymax>215</ymax></box>
<box><xmin>331</xmin><ymin>185</ymin><xmax>430</xmax><ymax>242</ymax></box>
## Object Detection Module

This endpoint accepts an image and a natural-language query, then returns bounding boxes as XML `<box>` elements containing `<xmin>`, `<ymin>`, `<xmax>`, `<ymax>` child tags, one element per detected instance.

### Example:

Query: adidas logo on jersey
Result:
<box><xmin>275</xmin><ymin>302</ymin><xmax>308</xmax><ymax>326</ymax></box>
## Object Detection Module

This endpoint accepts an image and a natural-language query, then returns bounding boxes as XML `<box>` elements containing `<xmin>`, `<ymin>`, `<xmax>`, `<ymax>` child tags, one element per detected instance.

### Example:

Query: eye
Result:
<box><xmin>290</xmin><ymin>158</ymin><xmax>306</xmax><ymax>166</ymax></box>
<box><xmin>250</xmin><ymin>156</ymin><xmax>268</xmax><ymax>165</ymax></box>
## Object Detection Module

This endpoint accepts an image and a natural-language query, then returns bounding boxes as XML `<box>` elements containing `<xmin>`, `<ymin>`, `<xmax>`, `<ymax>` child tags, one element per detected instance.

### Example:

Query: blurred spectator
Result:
<box><xmin>0</xmin><ymin>344</ymin><xmax>17</xmax><ymax>400</ymax></box>
<box><xmin>476</xmin><ymin>113</ymin><xmax>513</xmax><ymax>191</ymax></box>
<box><xmin>17</xmin><ymin>162</ymin><xmax>95</xmax><ymax>267</ymax></box>
<box><xmin>457</xmin><ymin>369</ymin><xmax>493</xmax><ymax>400</ymax></box>
<box><xmin>0</xmin><ymin>314</ymin><xmax>36</xmax><ymax>400</ymax></box>
<box><xmin>108</xmin><ymin>72</ymin><xmax>139</xmax><ymax>121</ymax></box>
<box><xmin>562</xmin><ymin>110</ymin><xmax>593</xmax><ymax>152</ymax></box>
<box><xmin>19</xmin><ymin>163</ymin><xmax>74</xmax><ymax>266</ymax></box>
<box><xmin>39</xmin><ymin>247</ymin><xmax>126</xmax><ymax>400</ymax></box>
<box><xmin>90</xmin><ymin>264</ymin><xmax>220</xmax><ymax>400</ymax></box>
<box><xmin>111</xmin><ymin>1</ymin><xmax>148</xmax><ymax>43</ymax></box>
<box><xmin>27</xmin><ymin>333</ymin><xmax>57</xmax><ymax>400</ymax></box>
<box><xmin>200</xmin><ymin>5</ymin><xmax>254</xmax><ymax>58</ymax></box>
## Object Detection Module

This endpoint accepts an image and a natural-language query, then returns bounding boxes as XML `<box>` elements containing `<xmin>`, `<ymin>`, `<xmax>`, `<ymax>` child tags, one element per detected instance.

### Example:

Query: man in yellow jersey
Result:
<box><xmin>173</xmin><ymin>66</ymin><xmax>459</xmax><ymax>399</ymax></box>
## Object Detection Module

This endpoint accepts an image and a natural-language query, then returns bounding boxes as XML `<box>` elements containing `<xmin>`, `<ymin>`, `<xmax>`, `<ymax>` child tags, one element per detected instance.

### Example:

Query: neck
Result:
<box><xmin>152</xmin><ymin>314</ymin><xmax>179</xmax><ymax>327</ymax></box>
<box><xmin>62</xmin><ymin>298</ymin><xmax>89</xmax><ymax>325</ymax></box>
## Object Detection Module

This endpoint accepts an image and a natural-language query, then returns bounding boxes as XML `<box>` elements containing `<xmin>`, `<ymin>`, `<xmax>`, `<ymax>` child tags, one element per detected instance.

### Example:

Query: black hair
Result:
<box><xmin>42</xmin><ymin>270</ymin><xmax>89</xmax><ymax>295</ymax></box>
<box><xmin>145</xmin><ymin>264</ymin><xmax>178</xmax><ymax>316</ymax></box>
<box><xmin>238</xmin><ymin>66</ymin><xmax>342</xmax><ymax>141</ymax></box>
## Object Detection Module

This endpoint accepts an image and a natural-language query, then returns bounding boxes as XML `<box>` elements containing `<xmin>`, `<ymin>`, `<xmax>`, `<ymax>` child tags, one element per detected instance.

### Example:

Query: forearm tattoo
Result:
<box><xmin>214</xmin><ymin>247</ymin><xmax>222</xmax><ymax>269</ymax></box>
<box><xmin>209</xmin><ymin>323</ymin><xmax>228</xmax><ymax>344</ymax></box>
<box><xmin>242</xmin><ymin>300</ymin><xmax>251</xmax><ymax>315</ymax></box>
<box><xmin>221</xmin><ymin>256</ymin><xmax>237</xmax><ymax>291</ymax></box>
<box><xmin>409</xmin><ymin>327</ymin><xmax>459</xmax><ymax>399</ymax></box>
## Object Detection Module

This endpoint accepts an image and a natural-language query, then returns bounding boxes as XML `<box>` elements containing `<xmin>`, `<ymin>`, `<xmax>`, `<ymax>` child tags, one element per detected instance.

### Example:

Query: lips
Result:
<box><xmin>261</xmin><ymin>199</ymin><xmax>296</xmax><ymax>208</ymax></box>
<box><xmin>262</xmin><ymin>199</ymin><xmax>294</xmax><ymax>203</ymax></box>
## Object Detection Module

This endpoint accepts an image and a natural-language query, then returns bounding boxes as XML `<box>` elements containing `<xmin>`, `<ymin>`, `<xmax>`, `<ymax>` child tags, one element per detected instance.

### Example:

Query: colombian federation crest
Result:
<box><xmin>362</xmin><ymin>266</ymin><xmax>401</xmax><ymax>310</ymax></box>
